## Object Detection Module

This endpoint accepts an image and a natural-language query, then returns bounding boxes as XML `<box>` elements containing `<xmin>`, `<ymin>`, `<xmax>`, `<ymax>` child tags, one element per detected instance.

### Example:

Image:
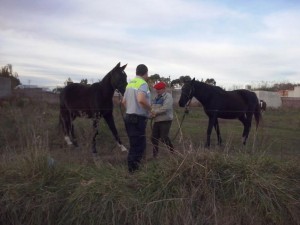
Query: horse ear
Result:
<box><xmin>121</xmin><ymin>64</ymin><xmax>127</xmax><ymax>70</ymax></box>
<box><xmin>115</xmin><ymin>62</ymin><xmax>121</xmax><ymax>68</ymax></box>
<box><xmin>192</xmin><ymin>78</ymin><xmax>195</xmax><ymax>82</ymax></box>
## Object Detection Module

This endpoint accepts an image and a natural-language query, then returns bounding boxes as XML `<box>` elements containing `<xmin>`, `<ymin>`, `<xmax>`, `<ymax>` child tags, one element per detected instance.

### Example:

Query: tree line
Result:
<box><xmin>1</xmin><ymin>64</ymin><xmax>299</xmax><ymax>92</ymax></box>
<box><xmin>0</xmin><ymin>64</ymin><xmax>21</xmax><ymax>89</ymax></box>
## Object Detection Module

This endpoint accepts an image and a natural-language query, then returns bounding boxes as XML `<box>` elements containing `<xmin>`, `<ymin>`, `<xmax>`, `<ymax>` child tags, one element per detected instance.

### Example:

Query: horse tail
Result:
<box><xmin>58</xmin><ymin>90</ymin><xmax>67</xmax><ymax>133</ymax></box>
<box><xmin>58</xmin><ymin>108</ymin><xmax>64</xmax><ymax>131</ymax></box>
<box><xmin>254</xmin><ymin>97</ymin><xmax>262</xmax><ymax>130</ymax></box>
<box><xmin>238</xmin><ymin>90</ymin><xmax>262</xmax><ymax>130</ymax></box>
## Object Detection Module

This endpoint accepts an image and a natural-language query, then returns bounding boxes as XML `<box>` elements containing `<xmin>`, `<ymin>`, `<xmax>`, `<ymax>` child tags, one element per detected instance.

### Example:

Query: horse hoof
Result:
<box><xmin>64</xmin><ymin>136</ymin><xmax>73</xmax><ymax>146</ymax></box>
<box><xmin>73</xmin><ymin>142</ymin><xmax>79</xmax><ymax>148</ymax></box>
<box><xmin>47</xmin><ymin>157</ymin><xmax>56</xmax><ymax>168</ymax></box>
<box><xmin>120</xmin><ymin>145</ymin><xmax>128</xmax><ymax>152</ymax></box>
<box><xmin>72</xmin><ymin>146</ymin><xmax>80</xmax><ymax>151</ymax></box>
<box><xmin>118</xmin><ymin>143</ymin><xmax>128</xmax><ymax>152</ymax></box>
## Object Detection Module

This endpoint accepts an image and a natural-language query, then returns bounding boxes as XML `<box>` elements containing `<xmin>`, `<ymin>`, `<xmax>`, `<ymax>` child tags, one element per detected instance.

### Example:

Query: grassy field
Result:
<box><xmin>0</xmin><ymin>98</ymin><xmax>299</xmax><ymax>225</ymax></box>
<box><xmin>177</xmin><ymin>107</ymin><xmax>300</xmax><ymax>158</ymax></box>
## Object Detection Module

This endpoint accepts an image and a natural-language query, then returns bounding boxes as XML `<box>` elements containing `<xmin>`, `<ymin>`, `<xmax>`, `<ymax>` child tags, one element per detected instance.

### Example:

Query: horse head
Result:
<box><xmin>110</xmin><ymin>62</ymin><xmax>128</xmax><ymax>95</ymax></box>
<box><xmin>179</xmin><ymin>78</ymin><xmax>195</xmax><ymax>107</ymax></box>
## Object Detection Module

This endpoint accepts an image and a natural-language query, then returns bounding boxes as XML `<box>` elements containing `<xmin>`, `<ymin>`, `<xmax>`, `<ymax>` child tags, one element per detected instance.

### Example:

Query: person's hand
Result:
<box><xmin>150</xmin><ymin>110</ymin><xmax>156</xmax><ymax>118</ymax></box>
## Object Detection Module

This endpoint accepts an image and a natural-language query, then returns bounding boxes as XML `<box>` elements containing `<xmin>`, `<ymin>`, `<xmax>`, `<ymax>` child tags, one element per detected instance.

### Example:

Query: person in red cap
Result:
<box><xmin>151</xmin><ymin>81</ymin><xmax>174</xmax><ymax>158</ymax></box>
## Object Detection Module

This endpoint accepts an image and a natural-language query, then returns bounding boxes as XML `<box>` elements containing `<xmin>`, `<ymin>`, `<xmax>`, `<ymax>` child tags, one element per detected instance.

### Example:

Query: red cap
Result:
<box><xmin>153</xmin><ymin>82</ymin><xmax>167</xmax><ymax>90</ymax></box>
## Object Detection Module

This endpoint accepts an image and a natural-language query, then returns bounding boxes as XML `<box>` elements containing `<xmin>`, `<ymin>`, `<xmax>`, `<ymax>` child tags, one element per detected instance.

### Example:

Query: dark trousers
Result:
<box><xmin>125</xmin><ymin>114</ymin><xmax>147</xmax><ymax>173</ymax></box>
<box><xmin>151</xmin><ymin>120</ymin><xmax>174</xmax><ymax>157</ymax></box>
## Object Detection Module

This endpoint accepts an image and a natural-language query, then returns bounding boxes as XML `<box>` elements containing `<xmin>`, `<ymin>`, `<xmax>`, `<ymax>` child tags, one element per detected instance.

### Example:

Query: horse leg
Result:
<box><xmin>66</xmin><ymin>113</ymin><xmax>78</xmax><ymax>147</ymax></box>
<box><xmin>239</xmin><ymin>115</ymin><xmax>246</xmax><ymax>144</ymax></box>
<box><xmin>70</xmin><ymin>124</ymin><xmax>78</xmax><ymax>147</ymax></box>
<box><xmin>239</xmin><ymin>114</ymin><xmax>250</xmax><ymax>145</ymax></box>
<box><xmin>243</xmin><ymin>113</ymin><xmax>253</xmax><ymax>145</ymax></box>
<box><xmin>60</xmin><ymin>110</ymin><xmax>73</xmax><ymax>146</ymax></box>
<box><xmin>214</xmin><ymin>119</ymin><xmax>222</xmax><ymax>145</ymax></box>
<box><xmin>205</xmin><ymin>115</ymin><xmax>216</xmax><ymax>148</ymax></box>
<box><xmin>103</xmin><ymin>113</ymin><xmax>127</xmax><ymax>152</ymax></box>
<box><xmin>91</xmin><ymin>119</ymin><xmax>99</xmax><ymax>153</ymax></box>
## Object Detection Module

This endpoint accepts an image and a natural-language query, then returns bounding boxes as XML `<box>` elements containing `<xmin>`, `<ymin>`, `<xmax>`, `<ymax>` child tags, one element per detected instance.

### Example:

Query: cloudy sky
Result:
<box><xmin>1</xmin><ymin>0</ymin><xmax>300</xmax><ymax>89</ymax></box>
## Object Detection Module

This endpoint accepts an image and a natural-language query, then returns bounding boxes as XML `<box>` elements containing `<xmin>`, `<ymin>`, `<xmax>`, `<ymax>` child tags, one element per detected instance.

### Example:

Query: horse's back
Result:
<box><xmin>234</xmin><ymin>89</ymin><xmax>259</xmax><ymax>107</ymax></box>
<box><xmin>60</xmin><ymin>82</ymin><xmax>113</xmax><ymax>117</ymax></box>
<box><xmin>60</xmin><ymin>83</ymin><xmax>93</xmax><ymax>114</ymax></box>
<box><xmin>207</xmin><ymin>90</ymin><xmax>258</xmax><ymax>119</ymax></box>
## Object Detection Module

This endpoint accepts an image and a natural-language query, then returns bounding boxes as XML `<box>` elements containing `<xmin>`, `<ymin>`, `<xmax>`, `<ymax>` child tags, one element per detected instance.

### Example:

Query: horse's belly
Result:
<box><xmin>218</xmin><ymin>112</ymin><xmax>242</xmax><ymax>119</ymax></box>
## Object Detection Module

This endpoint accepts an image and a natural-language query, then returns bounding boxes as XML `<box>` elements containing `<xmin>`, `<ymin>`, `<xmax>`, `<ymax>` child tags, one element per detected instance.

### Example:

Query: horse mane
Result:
<box><xmin>100</xmin><ymin>69</ymin><xmax>113</xmax><ymax>84</ymax></box>
<box><xmin>89</xmin><ymin>69</ymin><xmax>114</xmax><ymax>93</ymax></box>
<box><xmin>195</xmin><ymin>80</ymin><xmax>226</xmax><ymax>94</ymax></box>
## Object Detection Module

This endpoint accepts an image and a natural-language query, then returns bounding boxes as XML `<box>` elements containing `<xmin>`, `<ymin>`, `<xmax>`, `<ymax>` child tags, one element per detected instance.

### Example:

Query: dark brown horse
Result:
<box><xmin>59</xmin><ymin>62</ymin><xmax>128</xmax><ymax>153</ymax></box>
<box><xmin>179</xmin><ymin>79</ymin><xmax>261</xmax><ymax>147</ymax></box>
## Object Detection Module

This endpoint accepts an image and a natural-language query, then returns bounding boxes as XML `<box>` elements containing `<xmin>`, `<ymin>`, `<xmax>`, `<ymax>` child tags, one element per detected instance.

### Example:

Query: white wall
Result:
<box><xmin>288</xmin><ymin>86</ymin><xmax>300</xmax><ymax>97</ymax></box>
<box><xmin>254</xmin><ymin>91</ymin><xmax>282</xmax><ymax>108</ymax></box>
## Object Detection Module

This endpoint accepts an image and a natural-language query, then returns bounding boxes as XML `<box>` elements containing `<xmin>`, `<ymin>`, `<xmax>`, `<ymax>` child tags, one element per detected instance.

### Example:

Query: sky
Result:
<box><xmin>1</xmin><ymin>0</ymin><xmax>300</xmax><ymax>89</ymax></box>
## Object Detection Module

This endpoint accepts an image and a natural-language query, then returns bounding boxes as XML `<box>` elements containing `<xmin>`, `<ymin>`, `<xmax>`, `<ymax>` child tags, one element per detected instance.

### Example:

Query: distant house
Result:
<box><xmin>287</xmin><ymin>86</ymin><xmax>300</xmax><ymax>97</ymax></box>
<box><xmin>14</xmin><ymin>84</ymin><xmax>39</xmax><ymax>89</ymax></box>
<box><xmin>277</xmin><ymin>90</ymin><xmax>289</xmax><ymax>97</ymax></box>
<box><xmin>0</xmin><ymin>77</ymin><xmax>11</xmax><ymax>98</ymax></box>
<box><xmin>280</xmin><ymin>86</ymin><xmax>300</xmax><ymax>108</ymax></box>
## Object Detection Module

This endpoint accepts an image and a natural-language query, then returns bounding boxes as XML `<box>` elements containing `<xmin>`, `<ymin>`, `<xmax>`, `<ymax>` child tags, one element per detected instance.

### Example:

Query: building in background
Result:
<box><xmin>0</xmin><ymin>77</ymin><xmax>11</xmax><ymax>99</ymax></box>
<box><xmin>287</xmin><ymin>86</ymin><xmax>300</xmax><ymax>97</ymax></box>
<box><xmin>254</xmin><ymin>91</ymin><xmax>282</xmax><ymax>108</ymax></box>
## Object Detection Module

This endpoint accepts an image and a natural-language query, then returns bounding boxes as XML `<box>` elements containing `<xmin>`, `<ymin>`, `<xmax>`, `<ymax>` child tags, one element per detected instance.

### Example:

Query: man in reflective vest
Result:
<box><xmin>122</xmin><ymin>64</ymin><xmax>153</xmax><ymax>173</ymax></box>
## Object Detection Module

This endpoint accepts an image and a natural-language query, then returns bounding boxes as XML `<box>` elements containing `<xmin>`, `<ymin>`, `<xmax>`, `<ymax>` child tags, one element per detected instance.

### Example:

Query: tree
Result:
<box><xmin>52</xmin><ymin>87</ymin><xmax>63</xmax><ymax>94</ymax></box>
<box><xmin>64</xmin><ymin>77</ymin><xmax>73</xmax><ymax>86</ymax></box>
<box><xmin>179</xmin><ymin>75</ymin><xmax>191</xmax><ymax>84</ymax></box>
<box><xmin>170</xmin><ymin>78</ymin><xmax>181</xmax><ymax>87</ymax></box>
<box><xmin>80</xmin><ymin>79</ymin><xmax>88</xmax><ymax>85</ymax></box>
<box><xmin>148</xmin><ymin>74</ymin><xmax>160</xmax><ymax>85</ymax></box>
<box><xmin>252</xmin><ymin>81</ymin><xmax>300</xmax><ymax>91</ymax></box>
<box><xmin>205</xmin><ymin>78</ymin><xmax>216</xmax><ymax>86</ymax></box>
<box><xmin>0</xmin><ymin>64</ymin><xmax>21</xmax><ymax>89</ymax></box>
<box><xmin>160</xmin><ymin>76</ymin><xmax>171</xmax><ymax>87</ymax></box>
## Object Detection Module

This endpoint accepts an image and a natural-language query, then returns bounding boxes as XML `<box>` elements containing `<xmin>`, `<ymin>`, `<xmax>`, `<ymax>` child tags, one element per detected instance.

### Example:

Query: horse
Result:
<box><xmin>260</xmin><ymin>100</ymin><xmax>267</xmax><ymax>112</ymax></box>
<box><xmin>179</xmin><ymin>78</ymin><xmax>261</xmax><ymax>147</ymax></box>
<box><xmin>59</xmin><ymin>62</ymin><xmax>128</xmax><ymax>153</ymax></box>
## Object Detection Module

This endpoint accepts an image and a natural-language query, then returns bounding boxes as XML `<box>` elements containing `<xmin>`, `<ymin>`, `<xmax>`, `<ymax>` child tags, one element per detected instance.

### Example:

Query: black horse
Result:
<box><xmin>59</xmin><ymin>62</ymin><xmax>128</xmax><ymax>153</ymax></box>
<box><xmin>179</xmin><ymin>78</ymin><xmax>261</xmax><ymax>147</ymax></box>
<box><xmin>260</xmin><ymin>100</ymin><xmax>267</xmax><ymax>112</ymax></box>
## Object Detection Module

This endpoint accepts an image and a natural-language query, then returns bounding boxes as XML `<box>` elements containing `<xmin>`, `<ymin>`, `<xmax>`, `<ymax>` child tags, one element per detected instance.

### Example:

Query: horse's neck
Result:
<box><xmin>193</xmin><ymin>82</ymin><xmax>211</xmax><ymax>106</ymax></box>
<box><xmin>100</xmin><ymin>74</ymin><xmax>114</xmax><ymax>96</ymax></box>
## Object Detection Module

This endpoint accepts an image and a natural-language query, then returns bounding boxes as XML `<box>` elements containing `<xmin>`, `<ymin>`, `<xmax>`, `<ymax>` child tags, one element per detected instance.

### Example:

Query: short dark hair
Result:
<box><xmin>136</xmin><ymin>64</ymin><xmax>148</xmax><ymax>76</ymax></box>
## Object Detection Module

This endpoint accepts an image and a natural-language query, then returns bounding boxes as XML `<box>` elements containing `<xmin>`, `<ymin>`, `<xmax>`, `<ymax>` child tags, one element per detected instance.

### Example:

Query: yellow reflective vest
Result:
<box><xmin>126</xmin><ymin>77</ymin><xmax>149</xmax><ymax>91</ymax></box>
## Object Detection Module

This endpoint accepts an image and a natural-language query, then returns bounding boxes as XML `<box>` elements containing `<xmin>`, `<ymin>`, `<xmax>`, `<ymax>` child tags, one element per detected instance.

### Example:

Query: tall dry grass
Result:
<box><xmin>0</xmin><ymin>99</ymin><xmax>299</xmax><ymax>225</ymax></box>
<box><xmin>0</xmin><ymin>145</ymin><xmax>299</xmax><ymax>225</ymax></box>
